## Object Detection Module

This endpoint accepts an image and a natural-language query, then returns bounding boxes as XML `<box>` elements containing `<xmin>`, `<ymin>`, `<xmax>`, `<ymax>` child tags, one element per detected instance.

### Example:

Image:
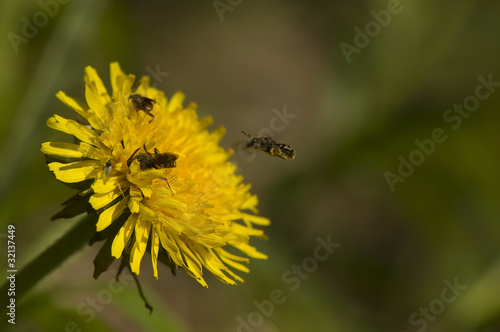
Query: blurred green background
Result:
<box><xmin>1</xmin><ymin>0</ymin><xmax>500</xmax><ymax>331</ymax></box>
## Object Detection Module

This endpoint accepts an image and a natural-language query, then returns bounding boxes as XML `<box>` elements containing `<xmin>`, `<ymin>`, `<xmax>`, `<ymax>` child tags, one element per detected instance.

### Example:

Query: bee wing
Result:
<box><xmin>168</xmin><ymin>152</ymin><xmax>179</xmax><ymax>160</ymax></box>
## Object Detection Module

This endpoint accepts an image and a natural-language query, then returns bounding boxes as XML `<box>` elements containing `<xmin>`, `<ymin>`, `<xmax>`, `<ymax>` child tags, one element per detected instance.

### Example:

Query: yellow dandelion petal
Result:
<box><xmin>84</xmin><ymin>66</ymin><xmax>111</xmax><ymax>105</ymax></box>
<box><xmin>150</xmin><ymin>227</ymin><xmax>160</xmax><ymax>279</ymax></box>
<box><xmin>109</xmin><ymin>62</ymin><xmax>124</xmax><ymax>94</ymax></box>
<box><xmin>48</xmin><ymin>160</ymin><xmax>98</xmax><ymax>183</ymax></box>
<box><xmin>85</xmin><ymin>82</ymin><xmax>110</xmax><ymax>125</ymax></box>
<box><xmin>198</xmin><ymin>115</ymin><xmax>214</xmax><ymax>130</ymax></box>
<box><xmin>241</xmin><ymin>195</ymin><xmax>259</xmax><ymax>213</ymax></box>
<box><xmin>196</xmin><ymin>234</ymin><xmax>227</xmax><ymax>248</ymax></box>
<box><xmin>221</xmin><ymin>267</ymin><xmax>245</xmax><ymax>284</ymax></box>
<box><xmin>41</xmin><ymin>142</ymin><xmax>84</xmax><ymax>159</ymax></box>
<box><xmin>139</xmin><ymin>186</ymin><xmax>153</xmax><ymax>199</ymax></box>
<box><xmin>86</xmin><ymin>113</ymin><xmax>105</xmax><ymax>131</ymax></box>
<box><xmin>166</xmin><ymin>91</ymin><xmax>185</xmax><ymax>113</ymax></box>
<box><xmin>228</xmin><ymin>241</ymin><xmax>268</xmax><ymax>260</ymax></box>
<box><xmin>193</xmin><ymin>245</ymin><xmax>238</xmax><ymax>285</ymax></box>
<box><xmin>128</xmin><ymin>196</ymin><xmax>141</xmax><ymax>214</ymax></box>
<box><xmin>173</xmin><ymin>236</ymin><xmax>206</xmax><ymax>287</ymax></box>
<box><xmin>89</xmin><ymin>189</ymin><xmax>122</xmax><ymax>210</ymax></box>
<box><xmin>92</xmin><ymin>176</ymin><xmax>127</xmax><ymax>194</ymax></box>
<box><xmin>232</xmin><ymin>223</ymin><xmax>266</xmax><ymax>238</ymax></box>
<box><xmin>65</xmin><ymin>118</ymin><xmax>98</xmax><ymax>145</ymax></box>
<box><xmin>216</xmin><ymin>248</ymin><xmax>250</xmax><ymax>264</ymax></box>
<box><xmin>138</xmin><ymin>203</ymin><xmax>159</xmax><ymax>223</ymax></box>
<box><xmin>215</xmin><ymin>248</ymin><xmax>250</xmax><ymax>273</ymax></box>
<box><xmin>158</xmin><ymin>228</ymin><xmax>183</xmax><ymax>266</ymax></box>
<box><xmin>96</xmin><ymin>197</ymin><xmax>128</xmax><ymax>232</ymax></box>
<box><xmin>158</xmin><ymin>214</ymin><xmax>184</xmax><ymax>235</ymax></box>
<box><xmin>79</xmin><ymin>142</ymin><xmax>104</xmax><ymax>160</ymax></box>
<box><xmin>130</xmin><ymin>216</ymin><xmax>151</xmax><ymax>275</ymax></box>
<box><xmin>111</xmin><ymin>213</ymin><xmax>138</xmax><ymax>258</ymax></box>
<box><xmin>110</xmin><ymin>62</ymin><xmax>135</xmax><ymax>98</ymax></box>
<box><xmin>56</xmin><ymin>91</ymin><xmax>89</xmax><ymax>120</ymax></box>
<box><xmin>217</xmin><ymin>252</ymin><xmax>251</xmax><ymax>273</ymax></box>
<box><xmin>46</xmin><ymin>115</ymin><xmax>72</xmax><ymax>135</ymax></box>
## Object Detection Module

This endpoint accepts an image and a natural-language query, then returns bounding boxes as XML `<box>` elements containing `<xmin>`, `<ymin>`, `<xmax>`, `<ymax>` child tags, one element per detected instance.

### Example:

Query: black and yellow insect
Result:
<box><xmin>127</xmin><ymin>144</ymin><xmax>178</xmax><ymax>193</ymax></box>
<box><xmin>129</xmin><ymin>94</ymin><xmax>155</xmax><ymax>120</ymax></box>
<box><xmin>104</xmin><ymin>159</ymin><xmax>112</xmax><ymax>177</ymax></box>
<box><xmin>241</xmin><ymin>131</ymin><xmax>295</xmax><ymax>160</ymax></box>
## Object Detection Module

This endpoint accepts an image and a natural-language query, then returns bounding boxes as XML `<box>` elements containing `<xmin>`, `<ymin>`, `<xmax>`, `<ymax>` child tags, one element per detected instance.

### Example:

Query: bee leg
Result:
<box><xmin>143</xmin><ymin>143</ymin><xmax>150</xmax><ymax>155</ymax></box>
<box><xmin>148</xmin><ymin>113</ymin><xmax>155</xmax><ymax>123</ymax></box>
<box><xmin>160</xmin><ymin>177</ymin><xmax>174</xmax><ymax>195</ymax></box>
<box><xmin>154</xmin><ymin>148</ymin><xmax>160</xmax><ymax>155</ymax></box>
<box><xmin>126</xmin><ymin>147</ymin><xmax>141</xmax><ymax>167</ymax></box>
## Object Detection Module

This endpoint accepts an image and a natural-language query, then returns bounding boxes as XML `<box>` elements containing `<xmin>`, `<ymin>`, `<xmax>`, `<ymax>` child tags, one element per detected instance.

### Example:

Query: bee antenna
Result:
<box><xmin>241</xmin><ymin>130</ymin><xmax>251</xmax><ymax>138</ymax></box>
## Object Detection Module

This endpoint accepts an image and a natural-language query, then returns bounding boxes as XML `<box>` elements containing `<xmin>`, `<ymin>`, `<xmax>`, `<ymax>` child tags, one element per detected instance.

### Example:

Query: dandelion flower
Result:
<box><xmin>41</xmin><ymin>62</ymin><xmax>270</xmax><ymax>287</ymax></box>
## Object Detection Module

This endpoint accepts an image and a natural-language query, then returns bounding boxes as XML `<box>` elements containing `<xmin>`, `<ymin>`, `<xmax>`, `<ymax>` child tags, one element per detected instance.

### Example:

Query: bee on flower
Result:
<box><xmin>41</xmin><ymin>62</ymin><xmax>270</xmax><ymax>287</ymax></box>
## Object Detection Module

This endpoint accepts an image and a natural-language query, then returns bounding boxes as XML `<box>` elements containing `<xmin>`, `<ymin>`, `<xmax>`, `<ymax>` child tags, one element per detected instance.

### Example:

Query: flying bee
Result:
<box><xmin>129</xmin><ymin>94</ymin><xmax>155</xmax><ymax>121</ymax></box>
<box><xmin>127</xmin><ymin>144</ymin><xmax>178</xmax><ymax>193</ymax></box>
<box><xmin>241</xmin><ymin>131</ymin><xmax>296</xmax><ymax>160</ymax></box>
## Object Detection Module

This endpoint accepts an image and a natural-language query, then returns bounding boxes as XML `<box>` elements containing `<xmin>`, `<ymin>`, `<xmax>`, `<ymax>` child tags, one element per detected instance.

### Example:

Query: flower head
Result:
<box><xmin>42</xmin><ymin>62</ymin><xmax>270</xmax><ymax>286</ymax></box>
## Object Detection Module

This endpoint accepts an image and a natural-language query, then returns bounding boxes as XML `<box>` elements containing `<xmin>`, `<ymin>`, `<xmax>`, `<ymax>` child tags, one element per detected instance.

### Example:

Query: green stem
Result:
<box><xmin>1</xmin><ymin>214</ymin><xmax>96</xmax><ymax>323</ymax></box>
